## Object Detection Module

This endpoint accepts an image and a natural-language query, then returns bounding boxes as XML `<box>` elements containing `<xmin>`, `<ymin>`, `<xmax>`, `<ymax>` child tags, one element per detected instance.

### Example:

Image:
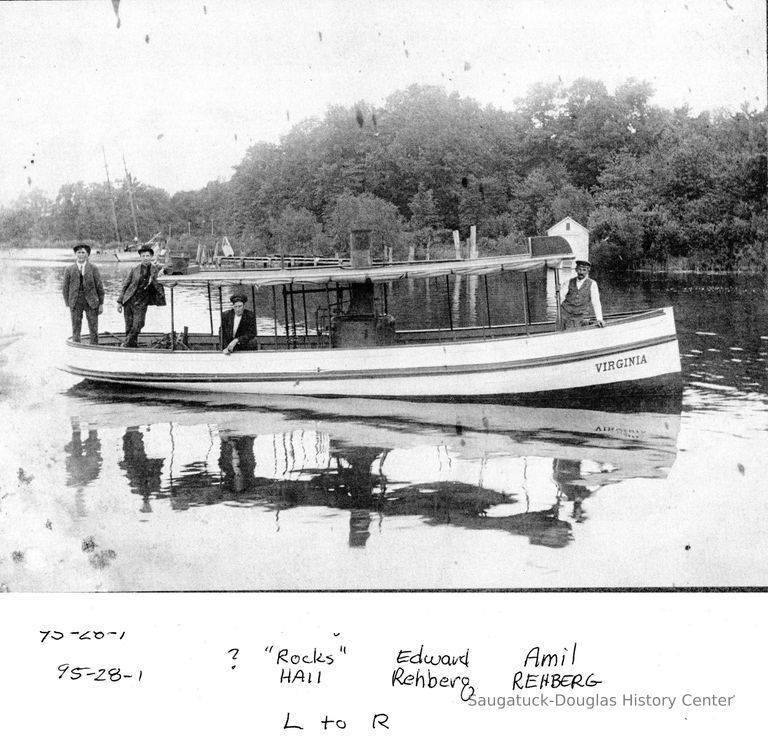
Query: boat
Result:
<box><xmin>60</xmin><ymin>232</ymin><xmax>682</xmax><ymax>399</ymax></box>
<box><xmin>88</xmin><ymin>247</ymin><xmax>142</xmax><ymax>264</ymax></box>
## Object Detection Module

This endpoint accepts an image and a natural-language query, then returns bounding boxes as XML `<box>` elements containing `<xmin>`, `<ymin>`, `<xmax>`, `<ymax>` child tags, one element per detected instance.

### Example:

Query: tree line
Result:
<box><xmin>1</xmin><ymin>80</ymin><xmax>765</xmax><ymax>271</ymax></box>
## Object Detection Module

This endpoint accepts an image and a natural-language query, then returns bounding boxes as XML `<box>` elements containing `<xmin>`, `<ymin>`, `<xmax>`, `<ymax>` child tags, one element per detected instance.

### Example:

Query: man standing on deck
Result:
<box><xmin>559</xmin><ymin>259</ymin><xmax>604</xmax><ymax>330</ymax></box>
<box><xmin>220</xmin><ymin>293</ymin><xmax>256</xmax><ymax>354</ymax></box>
<box><xmin>117</xmin><ymin>245</ymin><xmax>165</xmax><ymax>347</ymax></box>
<box><xmin>62</xmin><ymin>243</ymin><xmax>104</xmax><ymax>343</ymax></box>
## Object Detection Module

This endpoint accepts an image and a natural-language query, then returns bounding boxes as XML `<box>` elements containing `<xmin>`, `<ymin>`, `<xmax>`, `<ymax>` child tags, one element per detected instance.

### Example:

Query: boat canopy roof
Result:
<box><xmin>159</xmin><ymin>247</ymin><xmax>574</xmax><ymax>288</ymax></box>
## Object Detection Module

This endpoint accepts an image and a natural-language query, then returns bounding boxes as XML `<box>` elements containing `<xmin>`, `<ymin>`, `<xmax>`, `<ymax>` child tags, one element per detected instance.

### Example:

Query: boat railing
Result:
<box><xmin>85</xmin><ymin>310</ymin><xmax>667</xmax><ymax>353</ymax></box>
<box><xmin>216</xmin><ymin>254</ymin><xmax>344</xmax><ymax>270</ymax></box>
<box><xmin>392</xmin><ymin>309</ymin><xmax>666</xmax><ymax>345</ymax></box>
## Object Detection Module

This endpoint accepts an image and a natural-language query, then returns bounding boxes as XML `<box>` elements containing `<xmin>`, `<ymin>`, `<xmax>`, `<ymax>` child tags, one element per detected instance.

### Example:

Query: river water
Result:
<box><xmin>0</xmin><ymin>259</ymin><xmax>766</xmax><ymax>591</ymax></box>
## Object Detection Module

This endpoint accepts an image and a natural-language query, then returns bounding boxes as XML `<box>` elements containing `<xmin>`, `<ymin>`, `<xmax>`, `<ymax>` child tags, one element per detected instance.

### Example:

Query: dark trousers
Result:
<box><xmin>70</xmin><ymin>295</ymin><xmax>99</xmax><ymax>343</ymax></box>
<box><xmin>123</xmin><ymin>297</ymin><xmax>149</xmax><ymax>347</ymax></box>
<box><xmin>559</xmin><ymin>316</ymin><xmax>590</xmax><ymax>330</ymax></box>
<box><xmin>559</xmin><ymin>309</ymin><xmax>591</xmax><ymax>331</ymax></box>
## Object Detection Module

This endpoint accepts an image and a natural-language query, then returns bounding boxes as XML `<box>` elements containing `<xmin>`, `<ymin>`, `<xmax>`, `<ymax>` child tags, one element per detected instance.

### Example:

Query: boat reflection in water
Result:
<box><xmin>65</xmin><ymin>385</ymin><xmax>682</xmax><ymax>551</ymax></box>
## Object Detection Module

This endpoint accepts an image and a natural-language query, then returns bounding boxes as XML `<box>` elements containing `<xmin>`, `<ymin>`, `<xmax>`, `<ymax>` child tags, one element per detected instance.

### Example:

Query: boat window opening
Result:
<box><xmin>170</xmin><ymin>286</ymin><xmax>175</xmax><ymax>352</ymax></box>
<box><xmin>301</xmin><ymin>286</ymin><xmax>309</xmax><ymax>341</ymax></box>
<box><xmin>281</xmin><ymin>285</ymin><xmax>291</xmax><ymax>348</ymax></box>
<box><xmin>522</xmin><ymin>272</ymin><xmax>531</xmax><ymax>334</ymax></box>
<box><xmin>206</xmin><ymin>283</ymin><xmax>214</xmax><ymax>336</ymax></box>
<box><xmin>445</xmin><ymin>274</ymin><xmax>454</xmax><ymax>332</ymax></box>
<box><xmin>271</xmin><ymin>285</ymin><xmax>279</xmax><ymax>346</ymax></box>
<box><xmin>484</xmin><ymin>275</ymin><xmax>492</xmax><ymax>331</ymax></box>
<box><xmin>288</xmin><ymin>285</ymin><xmax>298</xmax><ymax>344</ymax></box>
<box><xmin>251</xmin><ymin>284</ymin><xmax>258</xmax><ymax>345</ymax></box>
<box><xmin>554</xmin><ymin>267</ymin><xmax>562</xmax><ymax>329</ymax></box>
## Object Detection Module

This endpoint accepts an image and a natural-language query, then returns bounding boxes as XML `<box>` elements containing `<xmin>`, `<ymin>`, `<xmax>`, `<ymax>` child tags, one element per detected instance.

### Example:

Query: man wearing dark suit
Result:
<box><xmin>220</xmin><ymin>293</ymin><xmax>257</xmax><ymax>354</ymax></box>
<box><xmin>62</xmin><ymin>243</ymin><xmax>105</xmax><ymax>343</ymax></box>
<box><xmin>117</xmin><ymin>245</ymin><xmax>164</xmax><ymax>347</ymax></box>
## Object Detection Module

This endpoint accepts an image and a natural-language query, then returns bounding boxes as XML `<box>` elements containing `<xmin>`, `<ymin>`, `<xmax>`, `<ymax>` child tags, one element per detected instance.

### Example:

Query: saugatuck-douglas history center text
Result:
<box><xmin>467</xmin><ymin>693</ymin><xmax>737</xmax><ymax>710</ymax></box>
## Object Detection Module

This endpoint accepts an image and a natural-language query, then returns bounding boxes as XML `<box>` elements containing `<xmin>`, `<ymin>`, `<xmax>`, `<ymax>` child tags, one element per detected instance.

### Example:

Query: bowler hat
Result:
<box><xmin>230</xmin><ymin>293</ymin><xmax>248</xmax><ymax>304</ymax></box>
<box><xmin>73</xmin><ymin>243</ymin><xmax>91</xmax><ymax>255</ymax></box>
<box><xmin>138</xmin><ymin>245</ymin><xmax>154</xmax><ymax>255</ymax></box>
<box><xmin>575</xmin><ymin>259</ymin><xmax>591</xmax><ymax>267</ymax></box>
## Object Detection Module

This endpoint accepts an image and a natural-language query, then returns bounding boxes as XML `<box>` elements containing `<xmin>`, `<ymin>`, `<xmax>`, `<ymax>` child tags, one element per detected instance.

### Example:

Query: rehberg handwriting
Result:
<box><xmin>391</xmin><ymin>645</ymin><xmax>475</xmax><ymax>702</ymax></box>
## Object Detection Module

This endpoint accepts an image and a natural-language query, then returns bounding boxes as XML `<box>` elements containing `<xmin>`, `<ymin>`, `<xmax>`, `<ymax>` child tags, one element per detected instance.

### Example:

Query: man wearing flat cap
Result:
<box><xmin>62</xmin><ymin>243</ymin><xmax>105</xmax><ymax>343</ymax></box>
<box><xmin>117</xmin><ymin>245</ymin><xmax>165</xmax><ymax>347</ymax></box>
<box><xmin>559</xmin><ymin>259</ymin><xmax>604</xmax><ymax>330</ymax></box>
<box><xmin>220</xmin><ymin>292</ymin><xmax>256</xmax><ymax>354</ymax></box>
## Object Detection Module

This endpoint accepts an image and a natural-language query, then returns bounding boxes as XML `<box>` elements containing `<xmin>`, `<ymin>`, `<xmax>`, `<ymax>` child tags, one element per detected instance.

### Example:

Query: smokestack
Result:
<box><xmin>350</xmin><ymin>229</ymin><xmax>372</xmax><ymax>269</ymax></box>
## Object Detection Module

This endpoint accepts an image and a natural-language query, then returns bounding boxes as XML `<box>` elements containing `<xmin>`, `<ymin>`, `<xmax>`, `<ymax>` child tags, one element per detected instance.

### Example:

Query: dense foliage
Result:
<box><xmin>2</xmin><ymin>81</ymin><xmax>765</xmax><ymax>271</ymax></box>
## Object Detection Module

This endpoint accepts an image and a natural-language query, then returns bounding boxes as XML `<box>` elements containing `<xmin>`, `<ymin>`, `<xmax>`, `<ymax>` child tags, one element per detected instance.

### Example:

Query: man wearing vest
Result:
<box><xmin>62</xmin><ymin>243</ymin><xmax>105</xmax><ymax>343</ymax></box>
<box><xmin>117</xmin><ymin>245</ymin><xmax>165</xmax><ymax>347</ymax></box>
<box><xmin>559</xmin><ymin>259</ymin><xmax>604</xmax><ymax>330</ymax></box>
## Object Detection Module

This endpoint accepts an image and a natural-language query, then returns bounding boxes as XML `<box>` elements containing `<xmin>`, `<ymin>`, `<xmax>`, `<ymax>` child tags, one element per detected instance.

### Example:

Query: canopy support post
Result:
<box><xmin>289</xmin><ymin>285</ymin><xmax>298</xmax><ymax>342</ymax></box>
<box><xmin>218</xmin><ymin>285</ymin><xmax>224</xmax><ymax>350</ymax></box>
<box><xmin>207</xmin><ymin>283</ymin><xmax>214</xmax><ymax>336</ymax></box>
<box><xmin>483</xmin><ymin>275</ymin><xmax>492</xmax><ymax>329</ymax></box>
<box><xmin>445</xmin><ymin>275</ymin><xmax>453</xmax><ymax>332</ymax></box>
<box><xmin>272</xmin><ymin>285</ymin><xmax>278</xmax><ymax>348</ymax></box>
<box><xmin>554</xmin><ymin>267</ymin><xmax>562</xmax><ymax>330</ymax></box>
<box><xmin>522</xmin><ymin>272</ymin><xmax>531</xmax><ymax>335</ymax></box>
<box><xmin>251</xmin><ymin>284</ymin><xmax>258</xmax><ymax>345</ymax></box>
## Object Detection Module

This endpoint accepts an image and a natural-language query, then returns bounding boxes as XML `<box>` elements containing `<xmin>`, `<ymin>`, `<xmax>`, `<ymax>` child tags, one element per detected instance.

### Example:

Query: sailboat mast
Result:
<box><xmin>123</xmin><ymin>153</ymin><xmax>140</xmax><ymax>242</ymax></box>
<box><xmin>102</xmin><ymin>147</ymin><xmax>121</xmax><ymax>244</ymax></box>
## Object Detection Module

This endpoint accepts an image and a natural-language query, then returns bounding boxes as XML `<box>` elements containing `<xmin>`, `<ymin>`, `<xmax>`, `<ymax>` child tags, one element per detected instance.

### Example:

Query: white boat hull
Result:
<box><xmin>61</xmin><ymin>308</ymin><xmax>681</xmax><ymax>398</ymax></box>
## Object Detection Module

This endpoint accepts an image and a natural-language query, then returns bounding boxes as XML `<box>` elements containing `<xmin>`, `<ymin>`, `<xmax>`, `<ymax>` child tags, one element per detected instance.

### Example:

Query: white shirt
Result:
<box><xmin>559</xmin><ymin>276</ymin><xmax>603</xmax><ymax>322</ymax></box>
<box><xmin>232</xmin><ymin>313</ymin><xmax>242</xmax><ymax>339</ymax></box>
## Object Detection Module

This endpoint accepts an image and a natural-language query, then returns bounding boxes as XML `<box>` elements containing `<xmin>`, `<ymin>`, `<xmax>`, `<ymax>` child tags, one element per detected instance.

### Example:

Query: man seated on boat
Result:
<box><xmin>116</xmin><ymin>246</ymin><xmax>166</xmax><ymax>347</ymax></box>
<box><xmin>221</xmin><ymin>293</ymin><xmax>257</xmax><ymax>354</ymax></box>
<box><xmin>558</xmin><ymin>259</ymin><xmax>604</xmax><ymax>330</ymax></box>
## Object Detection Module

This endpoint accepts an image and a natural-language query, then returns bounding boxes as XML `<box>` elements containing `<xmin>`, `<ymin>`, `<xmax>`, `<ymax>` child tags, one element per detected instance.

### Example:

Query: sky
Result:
<box><xmin>0</xmin><ymin>0</ymin><xmax>765</xmax><ymax>206</ymax></box>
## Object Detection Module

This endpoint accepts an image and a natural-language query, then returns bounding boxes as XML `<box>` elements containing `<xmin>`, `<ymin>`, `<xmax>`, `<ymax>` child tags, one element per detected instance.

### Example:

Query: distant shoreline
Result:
<box><xmin>629</xmin><ymin>267</ymin><xmax>766</xmax><ymax>276</ymax></box>
<box><xmin>1</xmin><ymin>245</ymin><xmax>765</xmax><ymax>276</ymax></box>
